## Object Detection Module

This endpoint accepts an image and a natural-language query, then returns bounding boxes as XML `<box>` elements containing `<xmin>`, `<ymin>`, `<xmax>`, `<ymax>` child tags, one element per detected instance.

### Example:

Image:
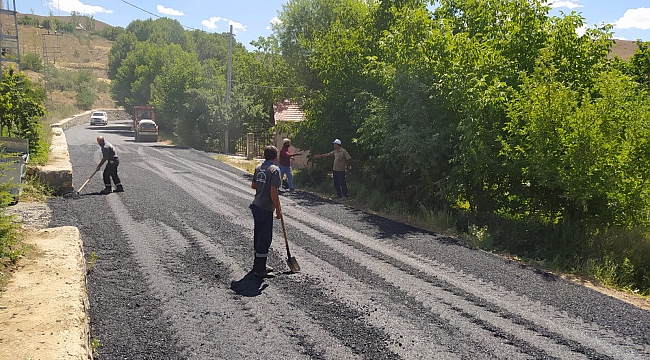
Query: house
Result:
<box><xmin>272</xmin><ymin>99</ymin><xmax>309</xmax><ymax>168</ymax></box>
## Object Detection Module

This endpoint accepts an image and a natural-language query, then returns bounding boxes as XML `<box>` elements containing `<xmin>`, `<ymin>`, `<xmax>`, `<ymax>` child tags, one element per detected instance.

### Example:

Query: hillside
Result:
<box><xmin>609</xmin><ymin>39</ymin><xmax>641</xmax><ymax>61</ymax></box>
<box><xmin>1</xmin><ymin>12</ymin><xmax>116</xmax><ymax>112</ymax></box>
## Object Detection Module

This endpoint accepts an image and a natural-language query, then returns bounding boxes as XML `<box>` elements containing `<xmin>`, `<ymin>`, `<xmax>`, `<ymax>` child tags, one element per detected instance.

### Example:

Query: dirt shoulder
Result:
<box><xmin>0</xmin><ymin>203</ymin><xmax>91</xmax><ymax>360</ymax></box>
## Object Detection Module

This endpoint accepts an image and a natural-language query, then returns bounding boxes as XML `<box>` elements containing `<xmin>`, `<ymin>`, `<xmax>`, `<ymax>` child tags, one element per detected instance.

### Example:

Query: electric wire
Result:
<box><xmin>119</xmin><ymin>0</ymin><xmax>198</xmax><ymax>31</ymax></box>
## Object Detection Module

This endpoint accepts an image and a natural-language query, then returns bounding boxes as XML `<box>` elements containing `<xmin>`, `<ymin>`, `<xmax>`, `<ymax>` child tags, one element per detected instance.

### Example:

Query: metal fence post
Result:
<box><xmin>246</xmin><ymin>133</ymin><xmax>255</xmax><ymax>160</ymax></box>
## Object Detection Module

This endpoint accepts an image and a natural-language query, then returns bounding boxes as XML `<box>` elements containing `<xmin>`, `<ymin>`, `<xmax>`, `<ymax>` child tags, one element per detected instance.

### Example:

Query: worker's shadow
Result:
<box><xmin>230</xmin><ymin>271</ymin><xmax>269</xmax><ymax>297</ymax></box>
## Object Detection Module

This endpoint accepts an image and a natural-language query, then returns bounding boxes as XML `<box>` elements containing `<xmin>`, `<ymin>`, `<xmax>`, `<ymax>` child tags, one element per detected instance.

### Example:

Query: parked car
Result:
<box><xmin>90</xmin><ymin>111</ymin><xmax>108</xmax><ymax>126</ymax></box>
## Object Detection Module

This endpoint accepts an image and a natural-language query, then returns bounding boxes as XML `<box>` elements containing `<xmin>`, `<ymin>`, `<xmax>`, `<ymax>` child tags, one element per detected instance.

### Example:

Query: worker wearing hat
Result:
<box><xmin>314</xmin><ymin>139</ymin><xmax>352</xmax><ymax>198</ymax></box>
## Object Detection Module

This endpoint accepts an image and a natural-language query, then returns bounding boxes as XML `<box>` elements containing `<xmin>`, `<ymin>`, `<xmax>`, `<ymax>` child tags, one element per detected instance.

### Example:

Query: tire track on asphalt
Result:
<box><xmin>174</xmin><ymin>218</ymin><xmax>362</xmax><ymax>360</ymax></box>
<box><xmin>130</xmin><ymin>150</ymin><xmax>400</xmax><ymax>358</ymax></box>
<box><xmin>106</xmin><ymin>196</ymin><xmax>317</xmax><ymax>359</ymax></box>
<box><xmin>132</xmin><ymin>154</ymin><xmax>575</xmax><ymax>357</ymax></box>
<box><xmin>133</xmin><ymin>159</ymin><xmax>539</xmax><ymax>358</ymax></box>
<box><xmin>284</xmin><ymin>207</ymin><xmax>649</xmax><ymax>360</ymax></box>
<box><xmin>132</xmin><ymin>147</ymin><xmax>649</xmax><ymax>358</ymax></box>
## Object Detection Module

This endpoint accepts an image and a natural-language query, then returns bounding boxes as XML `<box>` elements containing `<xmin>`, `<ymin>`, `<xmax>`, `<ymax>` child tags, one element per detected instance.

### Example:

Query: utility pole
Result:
<box><xmin>0</xmin><ymin>0</ymin><xmax>21</xmax><ymax>81</ymax></box>
<box><xmin>42</xmin><ymin>31</ymin><xmax>63</xmax><ymax>105</ymax></box>
<box><xmin>226</xmin><ymin>24</ymin><xmax>233</xmax><ymax>107</ymax></box>
<box><xmin>225</xmin><ymin>24</ymin><xmax>233</xmax><ymax>153</ymax></box>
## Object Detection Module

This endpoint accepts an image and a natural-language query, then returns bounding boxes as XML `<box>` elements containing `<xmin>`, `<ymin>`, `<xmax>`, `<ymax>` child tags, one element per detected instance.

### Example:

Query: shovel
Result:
<box><xmin>67</xmin><ymin>169</ymin><xmax>98</xmax><ymax>199</ymax></box>
<box><xmin>280</xmin><ymin>216</ymin><xmax>300</xmax><ymax>272</ymax></box>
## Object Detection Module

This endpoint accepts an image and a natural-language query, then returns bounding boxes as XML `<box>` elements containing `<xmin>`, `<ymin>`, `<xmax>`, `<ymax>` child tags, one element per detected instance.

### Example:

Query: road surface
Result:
<box><xmin>48</xmin><ymin>118</ymin><xmax>650</xmax><ymax>359</ymax></box>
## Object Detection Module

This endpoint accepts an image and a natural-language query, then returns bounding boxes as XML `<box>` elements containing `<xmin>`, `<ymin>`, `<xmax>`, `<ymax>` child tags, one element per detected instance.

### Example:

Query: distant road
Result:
<box><xmin>48</xmin><ymin>119</ymin><xmax>650</xmax><ymax>359</ymax></box>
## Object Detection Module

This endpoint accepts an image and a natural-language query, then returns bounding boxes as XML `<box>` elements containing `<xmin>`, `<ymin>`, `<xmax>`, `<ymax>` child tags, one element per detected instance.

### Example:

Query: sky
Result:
<box><xmin>12</xmin><ymin>0</ymin><xmax>650</xmax><ymax>50</ymax></box>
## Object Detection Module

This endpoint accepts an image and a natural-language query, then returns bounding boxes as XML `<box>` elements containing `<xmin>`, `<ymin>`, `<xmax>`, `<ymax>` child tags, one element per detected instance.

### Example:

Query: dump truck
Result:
<box><xmin>133</xmin><ymin>105</ymin><xmax>158</xmax><ymax>142</ymax></box>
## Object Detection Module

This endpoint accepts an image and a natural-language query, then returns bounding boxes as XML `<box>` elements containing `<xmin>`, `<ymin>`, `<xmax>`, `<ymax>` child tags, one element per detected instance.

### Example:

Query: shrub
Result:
<box><xmin>75</xmin><ymin>85</ymin><xmax>97</xmax><ymax>109</ymax></box>
<box><xmin>22</xmin><ymin>53</ymin><xmax>43</xmax><ymax>72</ymax></box>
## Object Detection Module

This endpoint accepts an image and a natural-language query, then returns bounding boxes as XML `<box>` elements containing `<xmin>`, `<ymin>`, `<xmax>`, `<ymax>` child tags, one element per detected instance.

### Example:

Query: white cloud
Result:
<box><xmin>614</xmin><ymin>8</ymin><xmax>650</xmax><ymax>30</ymax></box>
<box><xmin>266</xmin><ymin>16</ymin><xmax>282</xmax><ymax>30</ymax></box>
<box><xmin>576</xmin><ymin>25</ymin><xmax>588</xmax><ymax>37</ymax></box>
<box><xmin>201</xmin><ymin>16</ymin><xmax>246</xmax><ymax>33</ymax></box>
<box><xmin>201</xmin><ymin>17</ymin><xmax>222</xmax><ymax>30</ymax></box>
<box><xmin>48</xmin><ymin>0</ymin><xmax>112</xmax><ymax>14</ymax></box>
<box><xmin>157</xmin><ymin>5</ymin><xmax>184</xmax><ymax>17</ymax></box>
<box><xmin>549</xmin><ymin>1</ymin><xmax>583</xmax><ymax>9</ymax></box>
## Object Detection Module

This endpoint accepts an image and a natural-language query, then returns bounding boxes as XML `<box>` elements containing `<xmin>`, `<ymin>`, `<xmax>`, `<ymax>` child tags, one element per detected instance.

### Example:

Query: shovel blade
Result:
<box><xmin>287</xmin><ymin>257</ymin><xmax>300</xmax><ymax>272</ymax></box>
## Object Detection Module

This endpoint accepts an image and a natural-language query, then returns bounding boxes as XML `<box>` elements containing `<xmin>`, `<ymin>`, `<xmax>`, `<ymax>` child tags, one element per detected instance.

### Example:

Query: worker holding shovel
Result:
<box><xmin>95</xmin><ymin>136</ymin><xmax>124</xmax><ymax>194</ymax></box>
<box><xmin>250</xmin><ymin>145</ymin><xmax>283</xmax><ymax>278</ymax></box>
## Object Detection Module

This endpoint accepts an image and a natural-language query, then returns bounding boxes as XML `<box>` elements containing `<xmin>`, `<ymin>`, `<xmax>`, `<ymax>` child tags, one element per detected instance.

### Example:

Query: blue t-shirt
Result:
<box><xmin>253</xmin><ymin>162</ymin><xmax>281</xmax><ymax>212</ymax></box>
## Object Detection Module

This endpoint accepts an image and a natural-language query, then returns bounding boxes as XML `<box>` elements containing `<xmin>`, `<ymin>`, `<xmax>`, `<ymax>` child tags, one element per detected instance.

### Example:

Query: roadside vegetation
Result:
<box><xmin>0</xmin><ymin>13</ymin><xmax>115</xmax><ymax>267</ymax></box>
<box><xmin>199</xmin><ymin>0</ymin><xmax>650</xmax><ymax>298</ymax></box>
<box><xmin>0</xmin><ymin>67</ymin><xmax>48</xmax><ymax>265</ymax></box>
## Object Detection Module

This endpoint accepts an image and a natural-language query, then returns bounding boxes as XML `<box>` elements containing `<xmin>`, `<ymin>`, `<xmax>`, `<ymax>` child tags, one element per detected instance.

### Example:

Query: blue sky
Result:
<box><xmin>14</xmin><ymin>1</ymin><xmax>650</xmax><ymax>50</ymax></box>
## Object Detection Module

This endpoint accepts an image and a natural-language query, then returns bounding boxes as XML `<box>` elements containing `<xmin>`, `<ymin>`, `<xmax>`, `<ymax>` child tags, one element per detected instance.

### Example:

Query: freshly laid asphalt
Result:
<box><xmin>47</xmin><ymin>116</ymin><xmax>650</xmax><ymax>359</ymax></box>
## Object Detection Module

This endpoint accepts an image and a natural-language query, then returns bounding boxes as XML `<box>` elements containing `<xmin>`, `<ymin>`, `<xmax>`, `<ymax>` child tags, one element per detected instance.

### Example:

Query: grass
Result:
<box><xmin>90</xmin><ymin>337</ymin><xmax>102</xmax><ymax>358</ymax></box>
<box><xmin>213</xmin><ymin>154</ymin><xmax>261</xmax><ymax>175</ymax></box>
<box><xmin>87</xmin><ymin>251</ymin><xmax>98</xmax><ymax>273</ymax></box>
<box><xmin>20</xmin><ymin>174</ymin><xmax>55</xmax><ymax>202</ymax></box>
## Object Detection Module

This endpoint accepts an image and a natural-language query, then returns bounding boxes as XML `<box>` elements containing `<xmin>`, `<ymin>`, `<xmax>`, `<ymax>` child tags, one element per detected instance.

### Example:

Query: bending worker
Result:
<box><xmin>95</xmin><ymin>136</ymin><xmax>124</xmax><ymax>194</ymax></box>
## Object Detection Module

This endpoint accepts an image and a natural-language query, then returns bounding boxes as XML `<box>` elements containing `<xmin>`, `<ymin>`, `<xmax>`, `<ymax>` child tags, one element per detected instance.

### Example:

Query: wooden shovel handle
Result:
<box><xmin>77</xmin><ymin>169</ymin><xmax>98</xmax><ymax>193</ymax></box>
<box><xmin>280</xmin><ymin>216</ymin><xmax>292</xmax><ymax>258</ymax></box>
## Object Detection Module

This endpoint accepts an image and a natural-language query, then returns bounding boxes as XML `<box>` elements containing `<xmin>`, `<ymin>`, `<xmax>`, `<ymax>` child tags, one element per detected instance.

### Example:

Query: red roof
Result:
<box><xmin>273</xmin><ymin>100</ymin><xmax>305</xmax><ymax>123</ymax></box>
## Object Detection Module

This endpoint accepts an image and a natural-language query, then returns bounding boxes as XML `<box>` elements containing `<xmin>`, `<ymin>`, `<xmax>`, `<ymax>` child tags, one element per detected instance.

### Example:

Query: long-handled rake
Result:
<box><xmin>280</xmin><ymin>216</ymin><xmax>300</xmax><ymax>272</ymax></box>
<box><xmin>66</xmin><ymin>169</ymin><xmax>98</xmax><ymax>199</ymax></box>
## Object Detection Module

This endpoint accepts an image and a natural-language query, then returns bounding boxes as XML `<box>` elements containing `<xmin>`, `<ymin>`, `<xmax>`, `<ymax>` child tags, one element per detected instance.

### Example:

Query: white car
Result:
<box><xmin>90</xmin><ymin>111</ymin><xmax>108</xmax><ymax>126</ymax></box>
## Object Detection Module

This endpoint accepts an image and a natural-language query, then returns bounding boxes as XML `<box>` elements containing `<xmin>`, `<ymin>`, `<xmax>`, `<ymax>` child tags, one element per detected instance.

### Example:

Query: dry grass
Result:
<box><xmin>213</xmin><ymin>155</ymin><xmax>261</xmax><ymax>175</ymax></box>
<box><xmin>609</xmin><ymin>39</ymin><xmax>640</xmax><ymax>60</ymax></box>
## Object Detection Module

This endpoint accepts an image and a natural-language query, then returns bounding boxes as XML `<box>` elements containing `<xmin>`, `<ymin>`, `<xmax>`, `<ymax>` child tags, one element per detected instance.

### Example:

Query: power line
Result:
<box><xmin>119</xmin><ymin>0</ymin><xmax>197</xmax><ymax>30</ymax></box>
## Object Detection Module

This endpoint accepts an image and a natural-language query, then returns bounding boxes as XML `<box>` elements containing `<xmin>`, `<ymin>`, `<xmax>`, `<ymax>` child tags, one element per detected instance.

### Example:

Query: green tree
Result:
<box><xmin>107</xmin><ymin>32</ymin><xmax>138</xmax><ymax>79</ymax></box>
<box><xmin>627</xmin><ymin>40</ymin><xmax>650</xmax><ymax>90</ymax></box>
<box><xmin>0</xmin><ymin>68</ymin><xmax>47</xmax><ymax>156</ymax></box>
<box><xmin>76</xmin><ymin>84</ymin><xmax>97</xmax><ymax>110</ymax></box>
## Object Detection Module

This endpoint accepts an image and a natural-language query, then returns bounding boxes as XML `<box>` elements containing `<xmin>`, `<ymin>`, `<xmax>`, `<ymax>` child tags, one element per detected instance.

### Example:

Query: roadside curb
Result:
<box><xmin>0</xmin><ymin>227</ymin><xmax>92</xmax><ymax>360</ymax></box>
<box><xmin>24</xmin><ymin>111</ymin><xmax>100</xmax><ymax>359</ymax></box>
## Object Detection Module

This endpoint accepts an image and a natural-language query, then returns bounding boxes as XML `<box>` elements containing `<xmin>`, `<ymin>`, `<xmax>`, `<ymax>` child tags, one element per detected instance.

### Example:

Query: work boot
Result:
<box><xmin>99</xmin><ymin>187</ymin><xmax>112</xmax><ymax>195</ymax></box>
<box><xmin>253</xmin><ymin>269</ymin><xmax>276</xmax><ymax>278</ymax></box>
<box><xmin>114</xmin><ymin>185</ymin><xmax>124</xmax><ymax>192</ymax></box>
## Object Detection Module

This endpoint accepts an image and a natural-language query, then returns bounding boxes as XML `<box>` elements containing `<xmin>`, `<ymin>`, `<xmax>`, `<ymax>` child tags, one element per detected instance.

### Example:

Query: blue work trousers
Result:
<box><xmin>250</xmin><ymin>204</ymin><xmax>273</xmax><ymax>272</ymax></box>
<box><xmin>279</xmin><ymin>165</ymin><xmax>294</xmax><ymax>190</ymax></box>
<box><xmin>103</xmin><ymin>160</ymin><xmax>121</xmax><ymax>188</ymax></box>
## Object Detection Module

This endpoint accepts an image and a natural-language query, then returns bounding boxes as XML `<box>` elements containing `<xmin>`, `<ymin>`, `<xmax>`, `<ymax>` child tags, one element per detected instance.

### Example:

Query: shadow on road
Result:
<box><xmin>230</xmin><ymin>272</ymin><xmax>269</xmax><ymax>297</ymax></box>
<box><xmin>92</xmin><ymin>125</ymin><xmax>134</xmax><ymax>138</ymax></box>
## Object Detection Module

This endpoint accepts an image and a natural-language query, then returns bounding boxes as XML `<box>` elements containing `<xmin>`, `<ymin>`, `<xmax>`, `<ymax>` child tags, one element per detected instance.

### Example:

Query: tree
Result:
<box><xmin>628</xmin><ymin>40</ymin><xmax>650</xmax><ymax>90</ymax></box>
<box><xmin>0</xmin><ymin>68</ymin><xmax>47</xmax><ymax>155</ymax></box>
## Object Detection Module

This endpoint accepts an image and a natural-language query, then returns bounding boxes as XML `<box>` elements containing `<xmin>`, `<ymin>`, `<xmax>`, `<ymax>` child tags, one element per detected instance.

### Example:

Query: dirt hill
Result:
<box><xmin>1</xmin><ymin>12</ymin><xmax>117</xmax><ymax>112</ymax></box>
<box><xmin>610</xmin><ymin>39</ymin><xmax>640</xmax><ymax>61</ymax></box>
<box><xmin>4</xmin><ymin>13</ymin><xmax>114</xmax><ymax>79</ymax></box>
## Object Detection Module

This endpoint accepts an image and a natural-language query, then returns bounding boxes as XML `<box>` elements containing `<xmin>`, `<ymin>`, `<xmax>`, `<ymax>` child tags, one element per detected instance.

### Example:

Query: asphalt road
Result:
<box><xmin>48</xmin><ymin>118</ymin><xmax>650</xmax><ymax>359</ymax></box>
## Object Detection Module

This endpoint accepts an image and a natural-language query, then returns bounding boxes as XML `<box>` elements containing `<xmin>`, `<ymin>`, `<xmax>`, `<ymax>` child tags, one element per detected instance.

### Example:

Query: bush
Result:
<box><xmin>22</xmin><ymin>53</ymin><xmax>43</xmax><ymax>72</ymax></box>
<box><xmin>75</xmin><ymin>85</ymin><xmax>97</xmax><ymax>109</ymax></box>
